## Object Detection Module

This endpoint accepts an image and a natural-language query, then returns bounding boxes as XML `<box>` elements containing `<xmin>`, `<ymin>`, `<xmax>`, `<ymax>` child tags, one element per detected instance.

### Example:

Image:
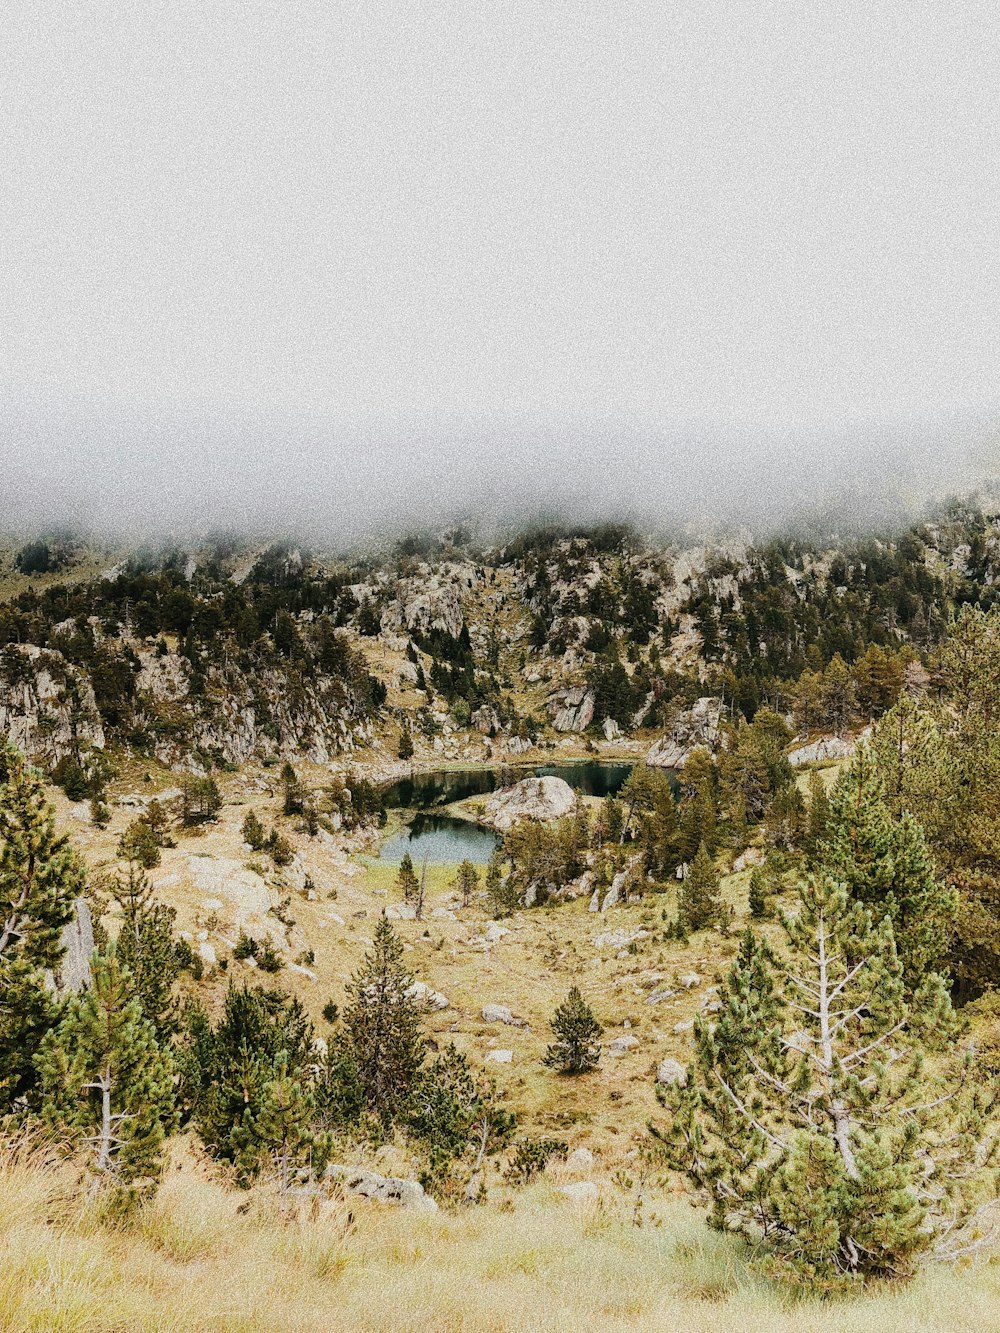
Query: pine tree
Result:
<box><xmin>396</xmin><ymin>852</ymin><xmax>419</xmax><ymax>903</ymax></box>
<box><xmin>747</xmin><ymin>866</ymin><xmax>771</xmax><ymax>920</ymax></box>
<box><xmin>455</xmin><ymin>859</ymin><xmax>479</xmax><ymax>908</ymax></box>
<box><xmin>819</xmin><ymin>752</ymin><xmax>956</xmax><ymax>986</ymax></box>
<box><xmin>656</xmin><ymin>883</ymin><xmax>999</xmax><ymax>1283</ymax></box>
<box><xmin>241</xmin><ymin>810</ymin><xmax>267</xmax><ymax>851</ymax></box>
<box><xmin>398</xmin><ymin>728</ymin><xmax>414</xmax><ymax>761</ymax></box>
<box><xmin>185</xmin><ymin>984</ymin><xmax>316</xmax><ymax>1177</ymax></box>
<box><xmin>804</xmin><ymin>769</ymin><xmax>831</xmax><ymax>863</ymax></box>
<box><xmin>36</xmin><ymin>946</ymin><xmax>177</xmax><ymax>1200</ymax></box>
<box><xmin>0</xmin><ymin>743</ymin><xmax>83</xmax><ymax>1111</ymax></box>
<box><xmin>407</xmin><ymin>1045</ymin><xmax>516</xmax><ymax>1198</ymax></box>
<box><xmin>342</xmin><ymin>915</ymin><xmax>425</xmax><ymax>1123</ymax></box>
<box><xmin>112</xmin><ymin>858</ymin><xmax>180</xmax><ymax>1037</ymax></box>
<box><xmin>485</xmin><ymin>851</ymin><xmax>519</xmax><ymax>919</ymax></box>
<box><xmin>231</xmin><ymin>1056</ymin><xmax>329</xmax><ymax>1193</ymax></box>
<box><xmin>543</xmin><ymin>986</ymin><xmax>603</xmax><ymax>1075</ymax></box>
<box><xmin>678</xmin><ymin>843</ymin><xmax>722</xmax><ymax>932</ymax></box>
<box><xmin>280</xmin><ymin>762</ymin><xmax>305</xmax><ymax>817</ymax></box>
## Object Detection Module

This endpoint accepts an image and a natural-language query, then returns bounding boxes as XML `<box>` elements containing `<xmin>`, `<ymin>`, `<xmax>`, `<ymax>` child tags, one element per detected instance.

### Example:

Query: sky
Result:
<box><xmin>2</xmin><ymin>2</ymin><xmax>999</xmax><ymax>539</ymax></box>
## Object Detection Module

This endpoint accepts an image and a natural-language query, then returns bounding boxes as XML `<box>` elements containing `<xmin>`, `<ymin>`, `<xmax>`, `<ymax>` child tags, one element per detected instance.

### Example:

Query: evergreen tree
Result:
<box><xmin>819</xmin><ymin>752</ymin><xmax>956</xmax><ymax>986</ymax></box>
<box><xmin>398</xmin><ymin>727</ymin><xmax>414</xmax><ymax>760</ymax></box>
<box><xmin>112</xmin><ymin>858</ymin><xmax>180</xmax><ymax>1037</ymax></box>
<box><xmin>280</xmin><ymin>762</ymin><xmax>304</xmax><ymax>817</ymax></box>
<box><xmin>118</xmin><ymin>818</ymin><xmax>161</xmax><ymax>868</ymax></box>
<box><xmin>407</xmin><ymin>1044</ymin><xmax>516</xmax><ymax>1197</ymax></box>
<box><xmin>804</xmin><ymin>769</ymin><xmax>831</xmax><ymax>863</ymax></box>
<box><xmin>180</xmin><ymin>775</ymin><xmax>221</xmax><ymax>826</ymax></box>
<box><xmin>342</xmin><ymin>915</ymin><xmax>424</xmax><ymax>1124</ymax></box>
<box><xmin>679</xmin><ymin>843</ymin><xmax>722</xmax><ymax>932</ymax></box>
<box><xmin>485</xmin><ymin>851</ymin><xmax>519</xmax><ymax>919</ymax></box>
<box><xmin>231</xmin><ymin>1056</ymin><xmax>329</xmax><ymax>1192</ymax></box>
<box><xmin>396</xmin><ymin>851</ymin><xmax>419</xmax><ymax>903</ymax></box>
<box><xmin>241</xmin><ymin>810</ymin><xmax>267</xmax><ymax>851</ymax></box>
<box><xmin>543</xmin><ymin>986</ymin><xmax>602</xmax><ymax>1074</ymax></box>
<box><xmin>36</xmin><ymin>946</ymin><xmax>176</xmax><ymax>1200</ymax></box>
<box><xmin>0</xmin><ymin>743</ymin><xmax>83</xmax><ymax>1111</ymax></box>
<box><xmin>677</xmin><ymin>748</ymin><xmax>717</xmax><ymax>860</ymax></box>
<box><xmin>747</xmin><ymin>866</ymin><xmax>771</xmax><ymax>920</ymax></box>
<box><xmin>455</xmin><ymin>859</ymin><xmax>479</xmax><ymax>908</ymax></box>
<box><xmin>656</xmin><ymin>884</ymin><xmax>999</xmax><ymax>1283</ymax></box>
<box><xmin>185</xmin><ymin>984</ymin><xmax>316</xmax><ymax>1178</ymax></box>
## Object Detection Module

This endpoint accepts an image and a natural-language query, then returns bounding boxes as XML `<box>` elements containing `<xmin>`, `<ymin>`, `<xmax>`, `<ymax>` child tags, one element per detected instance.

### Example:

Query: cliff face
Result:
<box><xmin>0</xmin><ymin>645</ymin><xmax>105</xmax><ymax>766</ymax></box>
<box><xmin>0</xmin><ymin>641</ymin><xmax>373</xmax><ymax>772</ymax></box>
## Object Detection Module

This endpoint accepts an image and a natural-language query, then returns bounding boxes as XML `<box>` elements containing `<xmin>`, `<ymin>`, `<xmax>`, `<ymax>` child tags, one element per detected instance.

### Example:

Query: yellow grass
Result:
<box><xmin>0</xmin><ymin>1139</ymin><xmax>997</xmax><ymax>1332</ymax></box>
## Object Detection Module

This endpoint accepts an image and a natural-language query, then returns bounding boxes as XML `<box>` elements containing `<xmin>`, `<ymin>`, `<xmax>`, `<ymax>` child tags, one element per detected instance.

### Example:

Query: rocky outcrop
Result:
<box><xmin>45</xmin><ymin>898</ymin><xmax>94</xmax><ymax>995</ymax></box>
<box><xmin>645</xmin><ymin>697</ymin><xmax>722</xmax><ymax>768</ymax></box>
<box><xmin>482</xmin><ymin>776</ymin><xmax>576</xmax><ymax>832</ymax></box>
<box><xmin>471</xmin><ymin>705</ymin><xmax>501</xmax><ymax>735</ymax></box>
<box><xmin>547</xmin><ymin>686</ymin><xmax>595</xmax><ymax>733</ymax></box>
<box><xmin>379</xmin><ymin>566</ymin><xmax>469</xmax><ymax>639</ymax></box>
<box><xmin>0</xmin><ymin>645</ymin><xmax>105</xmax><ymax>766</ymax></box>
<box><xmin>787</xmin><ymin>735</ymin><xmax>855</xmax><ymax>766</ymax></box>
<box><xmin>406</xmin><ymin>981</ymin><xmax>449</xmax><ymax>1011</ymax></box>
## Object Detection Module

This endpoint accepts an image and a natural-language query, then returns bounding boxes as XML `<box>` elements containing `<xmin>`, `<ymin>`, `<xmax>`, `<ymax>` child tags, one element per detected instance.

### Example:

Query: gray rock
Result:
<box><xmin>547</xmin><ymin>686</ymin><xmax>596</xmax><ymax>734</ymax></box>
<box><xmin>645</xmin><ymin>697</ymin><xmax>722</xmax><ymax>769</ymax></box>
<box><xmin>679</xmin><ymin>972</ymin><xmax>702</xmax><ymax>989</ymax></box>
<box><xmin>609</xmin><ymin>1034</ymin><xmax>640</xmax><ymax>1055</ymax></box>
<box><xmin>327</xmin><ymin>1166</ymin><xmax>438</xmax><ymax>1212</ymax></box>
<box><xmin>485</xmin><ymin>1048</ymin><xmax>512</xmax><ymax>1063</ymax></box>
<box><xmin>483</xmin><ymin>776</ymin><xmax>576</xmax><ymax>832</ymax></box>
<box><xmin>407</xmin><ymin>981</ymin><xmax>449</xmax><ymax>1011</ymax></box>
<box><xmin>567</xmin><ymin>1147</ymin><xmax>594</xmax><ymax>1171</ymax></box>
<box><xmin>656</xmin><ymin>1058</ymin><xmax>688</xmax><ymax>1088</ymax></box>
<box><xmin>788</xmin><ymin>736</ymin><xmax>855</xmax><ymax>766</ymax></box>
<box><xmin>482</xmin><ymin>1003</ymin><xmax>517</xmax><ymax>1025</ymax></box>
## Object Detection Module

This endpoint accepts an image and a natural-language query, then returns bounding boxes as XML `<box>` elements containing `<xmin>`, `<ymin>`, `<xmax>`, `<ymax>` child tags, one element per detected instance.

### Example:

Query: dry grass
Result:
<box><xmin>0</xmin><ymin>1139</ymin><xmax>997</xmax><ymax>1332</ymax></box>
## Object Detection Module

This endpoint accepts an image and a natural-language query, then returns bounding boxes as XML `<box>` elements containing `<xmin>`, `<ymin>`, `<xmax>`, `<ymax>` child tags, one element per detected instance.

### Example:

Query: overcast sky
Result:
<box><xmin>2</xmin><ymin>2</ymin><xmax>999</xmax><ymax>538</ymax></box>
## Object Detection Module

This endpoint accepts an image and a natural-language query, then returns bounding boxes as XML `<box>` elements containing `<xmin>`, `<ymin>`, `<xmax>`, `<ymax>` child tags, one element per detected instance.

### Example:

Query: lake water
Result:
<box><xmin>376</xmin><ymin>760</ymin><xmax>638</xmax><ymax>866</ymax></box>
<box><xmin>380</xmin><ymin>760</ymin><xmax>635</xmax><ymax>810</ymax></box>
<box><xmin>378</xmin><ymin>813</ymin><xmax>501</xmax><ymax>865</ymax></box>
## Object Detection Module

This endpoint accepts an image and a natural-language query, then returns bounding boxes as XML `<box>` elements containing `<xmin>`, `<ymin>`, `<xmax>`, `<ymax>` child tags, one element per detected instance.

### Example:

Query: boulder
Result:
<box><xmin>386</xmin><ymin>902</ymin><xmax>417</xmax><ymax>920</ymax></box>
<box><xmin>406</xmin><ymin>981</ymin><xmax>449</xmax><ymax>1011</ymax></box>
<box><xmin>609</xmin><ymin>1034</ymin><xmax>640</xmax><ymax>1055</ymax></box>
<box><xmin>471</xmin><ymin>705</ymin><xmax>501</xmax><ymax>735</ymax></box>
<box><xmin>645</xmin><ymin>697</ymin><xmax>722</xmax><ymax>769</ymax></box>
<box><xmin>327</xmin><ymin>1166</ymin><xmax>438</xmax><ymax>1212</ymax></box>
<box><xmin>547</xmin><ymin>686</ymin><xmax>596</xmax><ymax>734</ymax></box>
<box><xmin>593</xmin><ymin>927</ymin><xmax>649</xmax><ymax>951</ymax></box>
<box><xmin>567</xmin><ymin>1147</ymin><xmax>594</xmax><ymax>1171</ymax></box>
<box><xmin>679</xmin><ymin>972</ymin><xmax>702</xmax><ymax>989</ymax></box>
<box><xmin>46</xmin><ymin>898</ymin><xmax>94</xmax><ymax>995</ymax></box>
<box><xmin>482</xmin><ymin>1004</ymin><xmax>516</xmax><ymax>1025</ymax></box>
<box><xmin>485</xmin><ymin>1048</ymin><xmax>513</xmax><ymax>1063</ymax></box>
<box><xmin>656</xmin><ymin>1058</ymin><xmax>688</xmax><ymax>1088</ymax></box>
<box><xmin>602</xmin><ymin>718</ymin><xmax>621</xmax><ymax>741</ymax></box>
<box><xmin>484</xmin><ymin>922</ymin><xmax>509</xmax><ymax>944</ymax></box>
<box><xmin>483</xmin><ymin>776</ymin><xmax>576</xmax><ymax>832</ymax></box>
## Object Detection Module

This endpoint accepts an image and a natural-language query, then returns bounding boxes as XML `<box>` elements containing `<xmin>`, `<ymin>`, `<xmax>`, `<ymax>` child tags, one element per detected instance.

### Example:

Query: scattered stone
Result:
<box><xmin>673</xmin><ymin>1019</ymin><xmax>695</xmax><ymax>1034</ymax></box>
<box><xmin>407</xmin><ymin>981</ymin><xmax>449</xmax><ymax>1011</ymax></box>
<box><xmin>679</xmin><ymin>972</ymin><xmax>702</xmax><ymax>989</ymax></box>
<box><xmin>482</xmin><ymin>1004</ymin><xmax>516</xmax><ymax>1025</ymax></box>
<box><xmin>198</xmin><ymin>942</ymin><xmax>217</xmax><ymax>967</ymax></box>
<box><xmin>386</xmin><ymin>902</ymin><xmax>417</xmax><ymax>920</ymax></box>
<box><xmin>593</xmin><ymin>928</ymin><xmax>649</xmax><ymax>951</ymax></box>
<box><xmin>656</xmin><ymin>1058</ymin><xmax>688</xmax><ymax>1088</ymax></box>
<box><xmin>646</xmin><ymin>987</ymin><xmax>677</xmax><ymax>1005</ymax></box>
<box><xmin>567</xmin><ymin>1147</ymin><xmax>594</xmax><ymax>1171</ymax></box>
<box><xmin>485</xmin><ymin>1049</ymin><xmax>513</xmax><ymax>1064</ymax></box>
<box><xmin>609</xmin><ymin>1034</ymin><xmax>640</xmax><ymax>1055</ymax></box>
<box><xmin>484</xmin><ymin>922</ymin><xmax>509</xmax><ymax>944</ymax></box>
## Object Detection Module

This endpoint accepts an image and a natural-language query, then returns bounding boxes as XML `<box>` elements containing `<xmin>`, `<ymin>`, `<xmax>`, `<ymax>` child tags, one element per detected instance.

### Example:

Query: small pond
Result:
<box><xmin>378</xmin><ymin>813</ymin><xmax>501</xmax><ymax>866</ymax></box>
<box><xmin>380</xmin><ymin>760</ymin><xmax>636</xmax><ymax>810</ymax></box>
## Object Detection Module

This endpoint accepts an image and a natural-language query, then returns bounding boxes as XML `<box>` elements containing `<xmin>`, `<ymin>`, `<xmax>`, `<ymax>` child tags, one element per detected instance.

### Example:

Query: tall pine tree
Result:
<box><xmin>341</xmin><ymin>915</ymin><xmax>424</xmax><ymax>1124</ymax></box>
<box><xmin>656</xmin><ymin>881</ymin><xmax>999</xmax><ymax>1283</ymax></box>
<box><xmin>37</xmin><ymin>946</ymin><xmax>176</xmax><ymax>1200</ymax></box>
<box><xmin>0</xmin><ymin>743</ymin><xmax>83</xmax><ymax>1111</ymax></box>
